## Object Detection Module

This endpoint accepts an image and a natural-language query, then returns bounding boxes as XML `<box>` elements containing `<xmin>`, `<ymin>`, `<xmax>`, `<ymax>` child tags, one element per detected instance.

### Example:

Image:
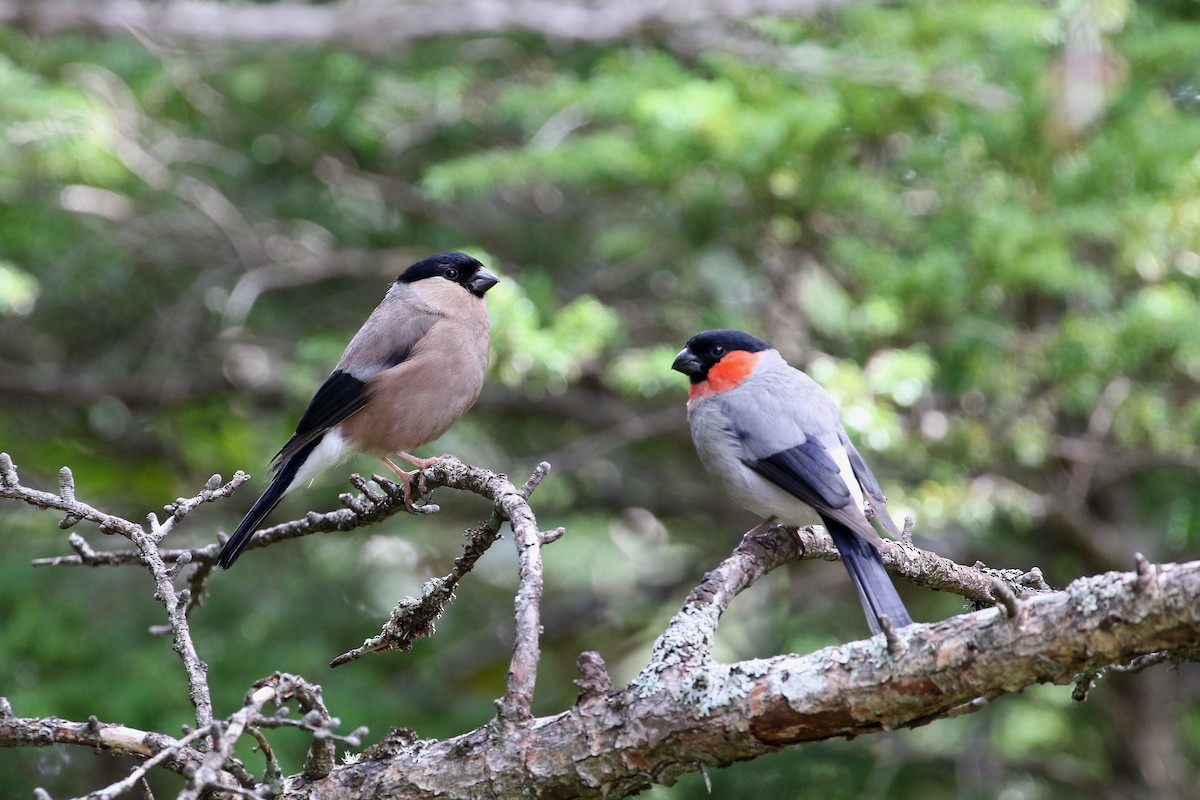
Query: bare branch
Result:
<box><xmin>0</xmin><ymin>705</ymin><xmax>203</xmax><ymax>778</ymax></box>
<box><xmin>637</xmin><ymin>522</ymin><xmax>1051</xmax><ymax>675</ymax></box>
<box><xmin>573</xmin><ymin>651</ymin><xmax>614</xmax><ymax>702</ymax></box>
<box><xmin>791</xmin><ymin>523</ymin><xmax>1048</xmax><ymax>606</ymax></box>
<box><xmin>295</xmin><ymin>559</ymin><xmax>1200</xmax><ymax>798</ymax></box>
<box><xmin>331</xmin><ymin>460</ymin><xmax>560</xmax><ymax>669</ymax></box>
<box><xmin>0</xmin><ymin>453</ymin><xmax>220</xmax><ymax>731</ymax></box>
<box><xmin>184</xmin><ymin>672</ymin><xmax>366</xmax><ymax>795</ymax></box>
<box><xmin>331</xmin><ymin>458</ymin><xmax>562</xmax><ymax>723</ymax></box>
<box><xmin>7</xmin><ymin>445</ymin><xmax>1200</xmax><ymax>796</ymax></box>
<box><xmin>153</xmin><ymin>471</ymin><xmax>251</xmax><ymax>542</ymax></box>
<box><xmin>0</xmin><ymin>0</ymin><xmax>882</xmax><ymax>48</ymax></box>
<box><xmin>75</xmin><ymin>724</ymin><xmax>215</xmax><ymax>800</ymax></box>
<box><xmin>990</xmin><ymin>578</ymin><xmax>1022</xmax><ymax>620</ymax></box>
<box><xmin>497</xmin><ymin>462</ymin><xmax>557</xmax><ymax>723</ymax></box>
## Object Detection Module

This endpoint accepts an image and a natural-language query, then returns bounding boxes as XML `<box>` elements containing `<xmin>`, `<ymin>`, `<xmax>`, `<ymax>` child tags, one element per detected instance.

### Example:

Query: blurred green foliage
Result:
<box><xmin>2</xmin><ymin>0</ymin><xmax>1199</xmax><ymax>797</ymax></box>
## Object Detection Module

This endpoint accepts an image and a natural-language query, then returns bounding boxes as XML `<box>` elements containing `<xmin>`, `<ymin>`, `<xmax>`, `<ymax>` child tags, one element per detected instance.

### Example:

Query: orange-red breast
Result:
<box><xmin>673</xmin><ymin>329</ymin><xmax>913</xmax><ymax>634</ymax></box>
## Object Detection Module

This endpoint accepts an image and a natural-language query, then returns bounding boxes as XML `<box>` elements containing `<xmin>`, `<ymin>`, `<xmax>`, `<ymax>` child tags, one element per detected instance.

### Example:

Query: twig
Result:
<box><xmin>497</xmin><ymin>463</ymin><xmax>559</xmax><ymax>724</ymax></box>
<box><xmin>74</xmin><ymin>724</ymin><xmax>216</xmax><ymax>800</ymax></box>
<box><xmin>573</xmin><ymin>651</ymin><xmax>614</xmax><ymax>704</ymax></box>
<box><xmin>152</xmin><ymin>471</ymin><xmax>251</xmax><ymax>542</ymax></box>
<box><xmin>990</xmin><ymin>578</ymin><xmax>1022</xmax><ymax>620</ymax></box>
<box><xmin>183</xmin><ymin>672</ymin><xmax>365</xmax><ymax>796</ymax></box>
<box><xmin>880</xmin><ymin>615</ymin><xmax>906</xmax><ymax>655</ymax></box>
<box><xmin>0</xmin><ymin>705</ymin><xmax>203</xmax><ymax>777</ymax></box>
<box><xmin>330</xmin><ymin>459</ymin><xmax>559</xmax><ymax>668</ymax></box>
<box><xmin>790</xmin><ymin>523</ymin><xmax>1052</xmax><ymax>605</ymax></box>
<box><xmin>1071</xmin><ymin>649</ymin><xmax>1200</xmax><ymax>702</ymax></box>
<box><xmin>32</xmin><ymin>465</ymin><xmax>476</xmax><ymax>568</ymax></box>
<box><xmin>0</xmin><ymin>453</ymin><xmax>218</xmax><ymax>732</ymax></box>
<box><xmin>329</xmin><ymin>514</ymin><xmax>503</xmax><ymax>667</ymax></box>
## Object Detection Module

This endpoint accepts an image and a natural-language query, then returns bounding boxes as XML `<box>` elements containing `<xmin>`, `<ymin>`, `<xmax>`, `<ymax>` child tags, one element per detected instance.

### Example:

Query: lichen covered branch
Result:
<box><xmin>299</xmin><ymin>558</ymin><xmax>1200</xmax><ymax>799</ymax></box>
<box><xmin>330</xmin><ymin>458</ymin><xmax>562</xmax><ymax>673</ymax></box>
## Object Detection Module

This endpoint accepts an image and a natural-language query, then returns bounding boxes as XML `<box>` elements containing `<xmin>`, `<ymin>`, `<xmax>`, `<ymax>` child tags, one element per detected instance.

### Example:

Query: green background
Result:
<box><xmin>2</xmin><ymin>1</ymin><xmax>1199</xmax><ymax>797</ymax></box>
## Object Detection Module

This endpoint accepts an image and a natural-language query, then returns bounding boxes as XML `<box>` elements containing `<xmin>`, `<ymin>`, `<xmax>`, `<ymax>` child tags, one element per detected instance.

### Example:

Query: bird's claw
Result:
<box><xmin>401</xmin><ymin>470</ymin><xmax>436</xmax><ymax>513</ymax></box>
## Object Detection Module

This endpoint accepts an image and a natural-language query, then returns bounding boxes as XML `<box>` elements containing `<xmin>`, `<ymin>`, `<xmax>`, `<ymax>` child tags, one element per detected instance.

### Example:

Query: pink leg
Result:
<box><xmin>742</xmin><ymin>515</ymin><xmax>778</xmax><ymax>540</ymax></box>
<box><xmin>381</xmin><ymin>457</ymin><xmax>425</xmax><ymax>507</ymax></box>
<box><xmin>396</xmin><ymin>451</ymin><xmax>449</xmax><ymax>470</ymax></box>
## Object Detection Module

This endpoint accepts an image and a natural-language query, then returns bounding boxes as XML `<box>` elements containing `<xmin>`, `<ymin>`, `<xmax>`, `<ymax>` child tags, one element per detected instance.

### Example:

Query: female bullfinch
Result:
<box><xmin>672</xmin><ymin>329</ymin><xmax>914</xmax><ymax>635</ymax></box>
<box><xmin>217</xmin><ymin>252</ymin><xmax>498</xmax><ymax>569</ymax></box>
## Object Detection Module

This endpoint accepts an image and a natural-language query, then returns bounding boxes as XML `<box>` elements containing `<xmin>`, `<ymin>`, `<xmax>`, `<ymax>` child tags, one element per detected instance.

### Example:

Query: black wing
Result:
<box><xmin>271</xmin><ymin>369</ymin><xmax>368</xmax><ymax>471</ymax></box>
<box><xmin>745</xmin><ymin>438</ymin><xmax>853</xmax><ymax>514</ymax></box>
<box><xmin>749</xmin><ymin>438</ymin><xmax>914</xmax><ymax>633</ymax></box>
<box><xmin>839</xmin><ymin>429</ymin><xmax>901</xmax><ymax>538</ymax></box>
<box><xmin>216</xmin><ymin>437</ymin><xmax>321</xmax><ymax>569</ymax></box>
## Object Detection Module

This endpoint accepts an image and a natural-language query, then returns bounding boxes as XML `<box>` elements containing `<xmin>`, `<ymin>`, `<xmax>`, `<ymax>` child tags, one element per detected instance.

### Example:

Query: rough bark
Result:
<box><xmin>3</xmin><ymin>450</ymin><xmax>1199</xmax><ymax>799</ymax></box>
<box><xmin>287</xmin><ymin>556</ymin><xmax>1200</xmax><ymax>799</ymax></box>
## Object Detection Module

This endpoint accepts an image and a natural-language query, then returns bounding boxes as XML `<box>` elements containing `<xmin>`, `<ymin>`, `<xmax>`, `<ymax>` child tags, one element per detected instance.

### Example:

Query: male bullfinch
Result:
<box><xmin>672</xmin><ymin>329</ymin><xmax>914</xmax><ymax>635</ymax></box>
<box><xmin>216</xmin><ymin>252</ymin><xmax>499</xmax><ymax>569</ymax></box>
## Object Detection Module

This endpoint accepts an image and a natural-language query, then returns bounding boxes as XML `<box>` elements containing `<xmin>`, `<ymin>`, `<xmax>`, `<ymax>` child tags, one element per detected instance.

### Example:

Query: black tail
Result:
<box><xmin>217</xmin><ymin>440</ymin><xmax>316</xmax><ymax>569</ymax></box>
<box><xmin>823</xmin><ymin>517</ymin><xmax>914</xmax><ymax>635</ymax></box>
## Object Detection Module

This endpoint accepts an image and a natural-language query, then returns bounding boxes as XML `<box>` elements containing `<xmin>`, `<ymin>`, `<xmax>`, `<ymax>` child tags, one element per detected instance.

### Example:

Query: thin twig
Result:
<box><xmin>497</xmin><ymin>462</ymin><xmax>557</xmax><ymax>724</ymax></box>
<box><xmin>330</xmin><ymin>459</ymin><xmax>558</xmax><ymax>667</ymax></box>
<box><xmin>0</xmin><ymin>453</ymin><xmax>218</xmax><ymax>732</ymax></box>
<box><xmin>182</xmin><ymin>672</ymin><xmax>363</xmax><ymax>796</ymax></box>
<box><xmin>0</xmin><ymin>707</ymin><xmax>204</xmax><ymax>778</ymax></box>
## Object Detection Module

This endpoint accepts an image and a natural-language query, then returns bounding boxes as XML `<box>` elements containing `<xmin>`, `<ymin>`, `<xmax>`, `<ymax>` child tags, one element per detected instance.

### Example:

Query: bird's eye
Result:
<box><xmin>444</xmin><ymin>267</ymin><xmax>459</xmax><ymax>280</ymax></box>
<box><xmin>711</xmin><ymin>344</ymin><xmax>726</xmax><ymax>357</ymax></box>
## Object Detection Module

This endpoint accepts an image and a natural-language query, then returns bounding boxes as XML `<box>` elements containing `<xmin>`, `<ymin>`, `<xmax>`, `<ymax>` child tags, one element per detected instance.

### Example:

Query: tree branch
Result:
<box><xmin>0</xmin><ymin>704</ymin><xmax>202</xmax><ymax>778</ymax></box>
<box><xmin>293</xmin><ymin>556</ymin><xmax>1200</xmax><ymax>799</ymax></box>
<box><xmin>0</xmin><ymin>0</ymin><xmax>879</xmax><ymax>48</ymax></box>
<box><xmin>0</xmin><ymin>453</ymin><xmax>222</xmax><ymax>733</ymax></box>
<box><xmin>498</xmin><ymin>462</ymin><xmax>562</xmax><ymax>723</ymax></box>
<box><xmin>780</xmin><ymin>522</ymin><xmax>1050</xmax><ymax>607</ymax></box>
<box><xmin>186</xmin><ymin>672</ymin><xmax>366</xmax><ymax>796</ymax></box>
<box><xmin>7</xmin><ymin>449</ymin><xmax>1199</xmax><ymax>798</ymax></box>
<box><xmin>330</xmin><ymin>460</ymin><xmax>562</xmax><ymax>672</ymax></box>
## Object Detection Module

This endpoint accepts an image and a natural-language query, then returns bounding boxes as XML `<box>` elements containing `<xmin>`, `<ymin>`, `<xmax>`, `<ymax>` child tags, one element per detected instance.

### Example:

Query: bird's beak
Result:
<box><xmin>468</xmin><ymin>267</ymin><xmax>500</xmax><ymax>296</ymax></box>
<box><xmin>672</xmin><ymin>348</ymin><xmax>702</xmax><ymax>377</ymax></box>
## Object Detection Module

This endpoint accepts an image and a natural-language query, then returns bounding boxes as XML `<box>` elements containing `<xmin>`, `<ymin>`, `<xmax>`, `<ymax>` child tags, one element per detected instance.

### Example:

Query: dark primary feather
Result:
<box><xmin>746</xmin><ymin>439</ymin><xmax>913</xmax><ymax>634</ymax></box>
<box><xmin>840</xmin><ymin>429</ymin><xmax>902</xmax><ymax>538</ymax></box>
<box><xmin>216</xmin><ymin>437</ymin><xmax>321</xmax><ymax>569</ymax></box>
<box><xmin>218</xmin><ymin>370</ymin><xmax>368</xmax><ymax>570</ymax></box>
<box><xmin>745</xmin><ymin>439</ymin><xmax>853</xmax><ymax>513</ymax></box>
<box><xmin>825</xmin><ymin>519</ymin><xmax>914</xmax><ymax>634</ymax></box>
<box><xmin>271</xmin><ymin>370</ymin><xmax>368</xmax><ymax>471</ymax></box>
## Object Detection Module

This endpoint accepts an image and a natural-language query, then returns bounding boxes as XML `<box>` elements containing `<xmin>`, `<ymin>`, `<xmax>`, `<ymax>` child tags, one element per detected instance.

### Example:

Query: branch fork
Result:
<box><xmin>7</xmin><ymin>449</ymin><xmax>1200</xmax><ymax>798</ymax></box>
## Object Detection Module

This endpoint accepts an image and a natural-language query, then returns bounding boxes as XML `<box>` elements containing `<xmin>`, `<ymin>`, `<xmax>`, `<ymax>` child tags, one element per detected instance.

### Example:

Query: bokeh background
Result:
<box><xmin>2</xmin><ymin>1</ymin><xmax>1200</xmax><ymax>797</ymax></box>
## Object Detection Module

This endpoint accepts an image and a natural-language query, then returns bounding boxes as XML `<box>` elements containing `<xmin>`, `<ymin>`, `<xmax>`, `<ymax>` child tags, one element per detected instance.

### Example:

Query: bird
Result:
<box><xmin>671</xmin><ymin>328</ymin><xmax>914</xmax><ymax>635</ymax></box>
<box><xmin>216</xmin><ymin>251</ymin><xmax>499</xmax><ymax>569</ymax></box>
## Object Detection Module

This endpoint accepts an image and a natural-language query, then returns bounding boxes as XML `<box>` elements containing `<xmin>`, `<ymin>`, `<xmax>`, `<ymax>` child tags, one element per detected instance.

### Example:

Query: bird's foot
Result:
<box><xmin>397</xmin><ymin>451</ymin><xmax>450</xmax><ymax>470</ymax></box>
<box><xmin>741</xmin><ymin>516</ymin><xmax>778</xmax><ymax>541</ymax></box>
<box><xmin>380</xmin><ymin>457</ymin><xmax>432</xmax><ymax>511</ymax></box>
